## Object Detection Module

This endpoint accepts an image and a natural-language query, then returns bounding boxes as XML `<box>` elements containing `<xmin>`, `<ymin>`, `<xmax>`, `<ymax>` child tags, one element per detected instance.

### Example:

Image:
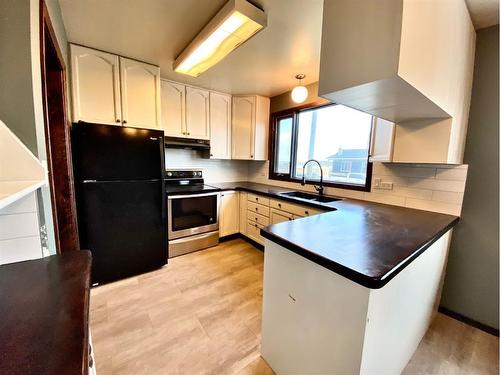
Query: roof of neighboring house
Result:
<box><xmin>327</xmin><ymin>149</ymin><xmax>368</xmax><ymax>159</ymax></box>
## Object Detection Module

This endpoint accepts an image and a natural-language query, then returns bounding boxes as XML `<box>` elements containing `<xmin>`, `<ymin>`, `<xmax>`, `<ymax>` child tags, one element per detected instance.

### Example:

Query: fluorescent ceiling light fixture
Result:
<box><xmin>173</xmin><ymin>0</ymin><xmax>267</xmax><ymax>77</ymax></box>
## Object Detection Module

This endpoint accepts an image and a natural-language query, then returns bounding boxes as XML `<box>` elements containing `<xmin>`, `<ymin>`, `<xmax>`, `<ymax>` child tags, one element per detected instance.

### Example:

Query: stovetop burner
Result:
<box><xmin>164</xmin><ymin>170</ymin><xmax>220</xmax><ymax>195</ymax></box>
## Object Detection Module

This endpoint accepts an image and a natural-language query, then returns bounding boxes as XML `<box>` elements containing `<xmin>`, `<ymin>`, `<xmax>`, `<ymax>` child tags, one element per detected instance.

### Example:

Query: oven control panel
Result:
<box><xmin>165</xmin><ymin>170</ymin><xmax>202</xmax><ymax>179</ymax></box>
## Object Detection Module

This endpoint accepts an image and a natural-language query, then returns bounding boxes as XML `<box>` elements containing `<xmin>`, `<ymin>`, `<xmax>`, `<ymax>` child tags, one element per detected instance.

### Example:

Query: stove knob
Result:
<box><xmin>167</xmin><ymin>172</ymin><xmax>172</xmax><ymax>177</ymax></box>
<box><xmin>197</xmin><ymin>172</ymin><xmax>202</xmax><ymax>176</ymax></box>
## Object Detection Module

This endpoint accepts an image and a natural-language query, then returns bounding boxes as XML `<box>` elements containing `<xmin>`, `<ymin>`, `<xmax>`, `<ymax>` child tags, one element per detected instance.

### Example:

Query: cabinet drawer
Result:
<box><xmin>247</xmin><ymin>193</ymin><xmax>270</xmax><ymax>206</ymax></box>
<box><xmin>247</xmin><ymin>220</ymin><xmax>265</xmax><ymax>245</ymax></box>
<box><xmin>269</xmin><ymin>199</ymin><xmax>323</xmax><ymax>217</ymax></box>
<box><xmin>269</xmin><ymin>208</ymin><xmax>295</xmax><ymax>224</ymax></box>
<box><xmin>247</xmin><ymin>201</ymin><xmax>270</xmax><ymax>217</ymax></box>
<box><xmin>247</xmin><ymin>210</ymin><xmax>270</xmax><ymax>226</ymax></box>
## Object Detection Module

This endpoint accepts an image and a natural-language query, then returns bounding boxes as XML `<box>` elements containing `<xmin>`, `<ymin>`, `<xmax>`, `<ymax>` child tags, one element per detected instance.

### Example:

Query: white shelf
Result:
<box><xmin>0</xmin><ymin>180</ymin><xmax>46</xmax><ymax>211</ymax></box>
<box><xmin>0</xmin><ymin>119</ymin><xmax>47</xmax><ymax>211</ymax></box>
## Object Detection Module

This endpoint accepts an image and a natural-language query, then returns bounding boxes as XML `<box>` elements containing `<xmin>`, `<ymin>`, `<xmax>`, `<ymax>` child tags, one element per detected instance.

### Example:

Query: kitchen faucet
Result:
<box><xmin>301</xmin><ymin>159</ymin><xmax>324</xmax><ymax>196</ymax></box>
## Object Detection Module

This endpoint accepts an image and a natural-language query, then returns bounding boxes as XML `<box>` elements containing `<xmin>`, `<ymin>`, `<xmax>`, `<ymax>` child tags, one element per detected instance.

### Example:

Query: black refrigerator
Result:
<box><xmin>72</xmin><ymin>122</ymin><xmax>167</xmax><ymax>284</ymax></box>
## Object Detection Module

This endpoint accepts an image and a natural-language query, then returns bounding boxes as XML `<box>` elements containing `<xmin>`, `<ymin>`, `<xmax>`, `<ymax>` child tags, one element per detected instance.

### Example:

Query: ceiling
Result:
<box><xmin>465</xmin><ymin>0</ymin><xmax>499</xmax><ymax>29</ymax></box>
<box><xmin>58</xmin><ymin>0</ymin><xmax>324</xmax><ymax>97</ymax></box>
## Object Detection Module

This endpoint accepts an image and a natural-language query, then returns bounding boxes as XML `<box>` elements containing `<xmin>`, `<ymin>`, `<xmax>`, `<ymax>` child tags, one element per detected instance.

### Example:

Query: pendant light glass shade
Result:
<box><xmin>291</xmin><ymin>74</ymin><xmax>308</xmax><ymax>103</ymax></box>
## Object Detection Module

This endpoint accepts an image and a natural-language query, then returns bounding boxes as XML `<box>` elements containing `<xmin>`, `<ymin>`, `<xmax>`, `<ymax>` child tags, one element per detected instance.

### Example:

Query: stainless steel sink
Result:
<box><xmin>278</xmin><ymin>191</ymin><xmax>341</xmax><ymax>203</ymax></box>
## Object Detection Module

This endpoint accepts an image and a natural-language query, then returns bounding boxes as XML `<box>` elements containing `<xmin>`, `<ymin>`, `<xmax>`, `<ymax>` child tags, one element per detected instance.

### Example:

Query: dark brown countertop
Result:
<box><xmin>0</xmin><ymin>251</ymin><xmax>92</xmax><ymax>375</ymax></box>
<box><xmin>210</xmin><ymin>181</ymin><xmax>459</xmax><ymax>289</ymax></box>
<box><xmin>209</xmin><ymin>181</ymin><xmax>339</xmax><ymax>211</ymax></box>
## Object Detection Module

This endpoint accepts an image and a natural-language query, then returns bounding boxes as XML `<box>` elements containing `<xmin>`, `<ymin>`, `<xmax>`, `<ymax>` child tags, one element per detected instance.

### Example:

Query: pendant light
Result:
<box><xmin>291</xmin><ymin>74</ymin><xmax>308</xmax><ymax>104</ymax></box>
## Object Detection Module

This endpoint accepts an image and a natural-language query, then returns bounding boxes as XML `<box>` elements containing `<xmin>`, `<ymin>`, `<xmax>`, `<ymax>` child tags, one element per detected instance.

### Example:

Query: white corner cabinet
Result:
<box><xmin>319</xmin><ymin>0</ymin><xmax>475</xmax><ymax>164</ymax></box>
<box><xmin>219</xmin><ymin>191</ymin><xmax>240</xmax><ymax>237</ymax></box>
<box><xmin>71</xmin><ymin>44</ymin><xmax>161</xmax><ymax>129</ymax></box>
<box><xmin>232</xmin><ymin>95</ymin><xmax>270</xmax><ymax>160</ymax></box>
<box><xmin>209</xmin><ymin>92</ymin><xmax>232</xmax><ymax>159</ymax></box>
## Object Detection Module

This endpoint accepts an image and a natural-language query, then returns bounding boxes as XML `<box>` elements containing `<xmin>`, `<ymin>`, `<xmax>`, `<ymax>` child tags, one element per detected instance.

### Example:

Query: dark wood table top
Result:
<box><xmin>0</xmin><ymin>251</ymin><xmax>92</xmax><ymax>375</ymax></box>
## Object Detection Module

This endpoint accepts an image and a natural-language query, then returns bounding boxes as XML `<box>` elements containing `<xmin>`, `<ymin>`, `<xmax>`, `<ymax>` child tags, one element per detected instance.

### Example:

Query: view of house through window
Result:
<box><xmin>271</xmin><ymin>104</ymin><xmax>373</xmax><ymax>189</ymax></box>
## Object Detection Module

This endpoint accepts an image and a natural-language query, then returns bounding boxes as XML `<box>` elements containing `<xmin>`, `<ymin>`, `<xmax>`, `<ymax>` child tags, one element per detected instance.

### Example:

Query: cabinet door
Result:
<box><xmin>270</xmin><ymin>208</ymin><xmax>294</xmax><ymax>224</ymax></box>
<box><xmin>232</xmin><ymin>96</ymin><xmax>255</xmax><ymax>160</ymax></box>
<box><xmin>239</xmin><ymin>192</ymin><xmax>248</xmax><ymax>235</ymax></box>
<box><xmin>369</xmin><ymin>117</ymin><xmax>395</xmax><ymax>162</ymax></box>
<box><xmin>119</xmin><ymin>57</ymin><xmax>161</xmax><ymax>129</ymax></box>
<box><xmin>209</xmin><ymin>92</ymin><xmax>232</xmax><ymax>159</ymax></box>
<box><xmin>161</xmin><ymin>80</ymin><xmax>186</xmax><ymax>137</ymax></box>
<box><xmin>185</xmin><ymin>86</ymin><xmax>210</xmax><ymax>139</ymax></box>
<box><xmin>70</xmin><ymin>44</ymin><xmax>121</xmax><ymax>125</ymax></box>
<box><xmin>220</xmin><ymin>191</ymin><xmax>239</xmax><ymax>237</ymax></box>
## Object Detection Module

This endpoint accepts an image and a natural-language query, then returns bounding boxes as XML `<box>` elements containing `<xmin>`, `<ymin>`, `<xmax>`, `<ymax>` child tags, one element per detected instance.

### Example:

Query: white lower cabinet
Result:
<box><xmin>269</xmin><ymin>208</ymin><xmax>294</xmax><ymax>224</ymax></box>
<box><xmin>242</xmin><ymin>193</ymin><xmax>325</xmax><ymax>245</ymax></box>
<box><xmin>239</xmin><ymin>192</ymin><xmax>248</xmax><ymax>235</ymax></box>
<box><xmin>219</xmin><ymin>191</ymin><xmax>239</xmax><ymax>237</ymax></box>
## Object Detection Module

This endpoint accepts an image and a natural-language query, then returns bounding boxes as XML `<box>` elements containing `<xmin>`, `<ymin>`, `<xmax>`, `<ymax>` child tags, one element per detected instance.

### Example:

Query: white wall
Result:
<box><xmin>165</xmin><ymin>149</ymin><xmax>249</xmax><ymax>183</ymax></box>
<box><xmin>248</xmin><ymin>161</ymin><xmax>468</xmax><ymax>216</ymax></box>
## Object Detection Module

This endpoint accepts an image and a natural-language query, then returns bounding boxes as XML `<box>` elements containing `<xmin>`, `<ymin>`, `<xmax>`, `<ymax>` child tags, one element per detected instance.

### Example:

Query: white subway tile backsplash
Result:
<box><xmin>432</xmin><ymin>191</ymin><xmax>465</xmax><ymax>204</ymax></box>
<box><xmin>247</xmin><ymin>161</ymin><xmax>468</xmax><ymax>216</ymax></box>
<box><xmin>404</xmin><ymin>177</ymin><xmax>466</xmax><ymax>193</ymax></box>
<box><xmin>435</xmin><ymin>167</ymin><xmax>469</xmax><ymax>181</ymax></box>
<box><xmin>405</xmin><ymin>198</ymin><xmax>462</xmax><ymax>216</ymax></box>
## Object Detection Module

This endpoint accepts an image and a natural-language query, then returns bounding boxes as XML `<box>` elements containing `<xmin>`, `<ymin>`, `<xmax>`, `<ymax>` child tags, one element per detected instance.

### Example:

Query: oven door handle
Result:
<box><xmin>167</xmin><ymin>192</ymin><xmax>220</xmax><ymax>200</ymax></box>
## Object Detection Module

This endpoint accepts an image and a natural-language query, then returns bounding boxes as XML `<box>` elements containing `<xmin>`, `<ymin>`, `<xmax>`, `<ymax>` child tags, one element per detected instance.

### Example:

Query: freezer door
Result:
<box><xmin>77</xmin><ymin>180</ymin><xmax>167</xmax><ymax>284</ymax></box>
<box><xmin>72</xmin><ymin>122</ymin><xmax>165</xmax><ymax>181</ymax></box>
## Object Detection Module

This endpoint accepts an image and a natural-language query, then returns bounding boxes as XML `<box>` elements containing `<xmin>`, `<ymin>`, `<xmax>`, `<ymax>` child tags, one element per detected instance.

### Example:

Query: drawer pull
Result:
<box><xmin>305</xmin><ymin>210</ymin><xmax>309</xmax><ymax>215</ymax></box>
<box><xmin>255</xmin><ymin>207</ymin><xmax>258</xmax><ymax>211</ymax></box>
<box><xmin>278</xmin><ymin>203</ymin><xmax>281</xmax><ymax>208</ymax></box>
<box><xmin>255</xmin><ymin>217</ymin><xmax>258</xmax><ymax>221</ymax></box>
<box><xmin>255</xmin><ymin>197</ymin><xmax>259</xmax><ymax>201</ymax></box>
<box><xmin>288</xmin><ymin>217</ymin><xmax>292</xmax><ymax>221</ymax></box>
<box><xmin>254</xmin><ymin>224</ymin><xmax>258</xmax><ymax>228</ymax></box>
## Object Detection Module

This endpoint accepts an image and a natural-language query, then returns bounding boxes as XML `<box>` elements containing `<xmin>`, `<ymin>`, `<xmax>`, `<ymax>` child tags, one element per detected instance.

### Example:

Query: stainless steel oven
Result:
<box><xmin>167</xmin><ymin>192</ymin><xmax>220</xmax><ymax>257</ymax></box>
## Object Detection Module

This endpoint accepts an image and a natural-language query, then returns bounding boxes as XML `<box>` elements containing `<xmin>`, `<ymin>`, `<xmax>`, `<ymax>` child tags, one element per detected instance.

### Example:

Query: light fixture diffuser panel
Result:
<box><xmin>173</xmin><ymin>0</ymin><xmax>267</xmax><ymax>77</ymax></box>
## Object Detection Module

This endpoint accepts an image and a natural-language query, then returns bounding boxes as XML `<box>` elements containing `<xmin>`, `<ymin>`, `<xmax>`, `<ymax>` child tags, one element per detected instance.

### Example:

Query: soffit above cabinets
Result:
<box><xmin>465</xmin><ymin>0</ymin><xmax>499</xmax><ymax>30</ymax></box>
<box><xmin>58</xmin><ymin>0</ymin><xmax>323</xmax><ymax>97</ymax></box>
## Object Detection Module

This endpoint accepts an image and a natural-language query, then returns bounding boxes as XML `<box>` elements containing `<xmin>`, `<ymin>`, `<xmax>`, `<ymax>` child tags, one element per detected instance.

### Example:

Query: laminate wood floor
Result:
<box><xmin>90</xmin><ymin>239</ymin><xmax>498</xmax><ymax>375</ymax></box>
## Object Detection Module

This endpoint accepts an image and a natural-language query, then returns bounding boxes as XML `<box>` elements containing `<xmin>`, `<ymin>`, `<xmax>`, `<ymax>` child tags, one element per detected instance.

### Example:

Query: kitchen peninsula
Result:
<box><xmin>258</xmin><ymin>198</ymin><xmax>459</xmax><ymax>375</ymax></box>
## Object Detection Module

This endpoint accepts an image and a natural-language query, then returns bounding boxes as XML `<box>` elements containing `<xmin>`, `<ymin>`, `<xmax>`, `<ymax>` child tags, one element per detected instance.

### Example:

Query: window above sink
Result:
<box><xmin>270</xmin><ymin>103</ymin><xmax>373</xmax><ymax>191</ymax></box>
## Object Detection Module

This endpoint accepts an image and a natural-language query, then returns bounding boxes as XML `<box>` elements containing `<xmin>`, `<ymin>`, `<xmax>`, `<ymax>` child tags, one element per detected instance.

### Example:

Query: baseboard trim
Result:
<box><xmin>438</xmin><ymin>306</ymin><xmax>499</xmax><ymax>337</ymax></box>
<box><xmin>220</xmin><ymin>233</ymin><xmax>264</xmax><ymax>251</ymax></box>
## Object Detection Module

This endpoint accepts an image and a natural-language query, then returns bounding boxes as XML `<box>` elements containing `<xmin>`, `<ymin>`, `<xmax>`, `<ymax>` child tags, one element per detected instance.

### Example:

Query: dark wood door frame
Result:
<box><xmin>40</xmin><ymin>0</ymin><xmax>80</xmax><ymax>253</ymax></box>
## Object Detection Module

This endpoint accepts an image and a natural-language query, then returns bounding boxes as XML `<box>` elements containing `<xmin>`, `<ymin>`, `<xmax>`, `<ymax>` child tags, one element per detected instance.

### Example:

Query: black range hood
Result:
<box><xmin>164</xmin><ymin>136</ymin><xmax>210</xmax><ymax>150</ymax></box>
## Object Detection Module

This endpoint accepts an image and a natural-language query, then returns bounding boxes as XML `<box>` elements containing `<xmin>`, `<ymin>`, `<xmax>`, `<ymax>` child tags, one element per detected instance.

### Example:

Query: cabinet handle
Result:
<box><xmin>288</xmin><ymin>217</ymin><xmax>292</xmax><ymax>221</ymax></box>
<box><xmin>254</xmin><ymin>224</ymin><xmax>258</xmax><ymax>228</ymax></box>
<box><xmin>305</xmin><ymin>210</ymin><xmax>309</xmax><ymax>215</ymax></box>
<box><xmin>255</xmin><ymin>197</ymin><xmax>258</xmax><ymax>201</ymax></box>
<box><xmin>123</xmin><ymin>120</ymin><xmax>127</xmax><ymax>124</ymax></box>
<box><xmin>255</xmin><ymin>217</ymin><xmax>258</xmax><ymax>221</ymax></box>
<box><xmin>278</xmin><ymin>203</ymin><xmax>281</xmax><ymax>208</ymax></box>
<box><xmin>116</xmin><ymin>119</ymin><xmax>121</xmax><ymax>123</ymax></box>
<box><xmin>210</xmin><ymin>153</ymin><xmax>214</xmax><ymax>157</ymax></box>
<box><xmin>250</xmin><ymin>155</ymin><xmax>254</xmax><ymax>158</ymax></box>
<box><xmin>187</xmin><ymin>132</ymin><xmax>190</xmax><ymax>135</ymax></box>
<box><xmin>255</xmin><ymin>207</ymin><xmax>258</xmax><ymax>211</ymax></box>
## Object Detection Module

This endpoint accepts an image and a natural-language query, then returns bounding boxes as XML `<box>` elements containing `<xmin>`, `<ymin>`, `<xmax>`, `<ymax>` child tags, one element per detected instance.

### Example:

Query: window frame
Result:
<box><xmin>268</xmin><ymin>102</ymin><xmax>373</xmax><ymax>192</ymax></box>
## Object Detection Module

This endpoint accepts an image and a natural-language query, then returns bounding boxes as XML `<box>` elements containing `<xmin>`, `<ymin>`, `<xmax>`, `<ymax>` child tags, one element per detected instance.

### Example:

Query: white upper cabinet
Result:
<box><xmin>119</xmin><ymin>57</ymin><xmax>161</xmax><ymax>129</ymax></box>
<box><xmin>70</xmin><ymin>44</ymin><xmax>161</xmax><ymax>130</ymax></box>
<box><xmin>319</xmin><ymin>0</ymin><xmax>475</xmax><ymax>163</ymax></box>
<box><xmin>232</xmin><ymin>95</ymin><xmax>270</xmax><ymax>160</ymax></box>
<box><xmin>369</xmin><ymin>117</ymin><xmax>395</xmax><ymax>162</ymax></box>
<box><xmin>185</xmin><ymin>87</ymin><xmax>210</xmax><ymax>139</ymax></box>
<box><xmin>161</xmin><ymin>80</ymin><xmax>185</xmax><ymax>137</ymax></box>
<box><xmin>70</xmin><ymin>44</ymin><xmax>121</xmax><ymax>125</ymax></box>
<box><xmin>209</xmin><ymin>92</ymin><xmax>232</xmax><ymax>159</ymax></box>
